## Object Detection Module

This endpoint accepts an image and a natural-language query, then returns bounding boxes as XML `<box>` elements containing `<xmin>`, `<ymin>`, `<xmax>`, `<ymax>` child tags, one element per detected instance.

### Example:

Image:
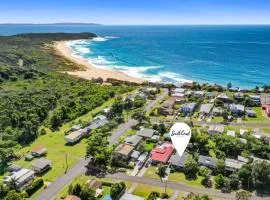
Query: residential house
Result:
<box><xmin>137</xmin><ymin>128</ymin><xmax>156</xmax><ymax>138</ymax></box>
<box><xmin>198</xmin><ymin>155</ymin><xmax>218</xmax><ymax>169</ymax></box>
<box><xmin>212</xmin><ymin>107</ymin><xmax>224</xmax><ymax>116</ymax></box>
<box><xmin>193</xmin><ymin>91</ymin><xmax>205</xmax><ymax>97</ymax></box>
<box><xmin>125</xmin><ymin>135</ymin><xmax>143</xmax><ymax>147</ymax></box>
<box><xmin>3</xmin><ymin>168</ymin><xmax>35</xmax><ymax>190</ymax></box>
<box><xmin>71</xmin><ymin>124</ymin><xmax>81</xmax><ymax>131</ymax></box>
<box><xmin>32</xmin><ymin>158</ymin><xmax>52</xmax><ymax>174</ymax></box>
<box><xmin>151</xmin><ymin>142</ymin><xmax>174</xmax><ymax>164</ymax></box>
<box><xmin>171</xmin><ymin>93</ymin><xmax>185</xmax><ymax>98</ymax></box>
<box><xmin>240</xmin><ymin>129</ymin><xmax>248</xmax><ymax>136</ymax></box>
<box><xmin>31</xmin><ymin>146</ymin><xmax>47</xmax><ymax>157</ymax></box>
<box><xmin>130</xmin><ymin>150</ymin><xmax>141</xmax><ymax>162</ymax></box>
<box><xmin>237</xmin><ymin>156</ymin><xmax>248</xmax><ymax>163</ymax></box>
<box><xmin>199</xmin><ymin>104</ymin><xmax>213</xmax><ymax>115</ymax></box>
<box><xmin>227</xmin><ymin>130</ymin><xmax>236</xmax><ymax>137</ymax></box>
<box><xmin>140</xmin><ymin>87</ymin><xmax>158</xmax><ymax>95</ymax></box>
<box><xmin>175</xmin><ymin>97</ymin><xmax>186</xmax><ymax>104</ymax></box>
<box><xmin>65</xmin><ymin>195</ymin><xmax>81</xmax><ymax>200</ymax></box>
<box><xmin>138</xmin><ymin>152</ymin><xmax>148</xmax><ymax>164</ymax></box>
<box><xmin>174</xmin><ymin>88</ymin><xmax>185</xmax><ymax>94</ymax></box>
<box><xmin>261</xmin><ymin>94</ymin><xmax>270</xmax><ymax>116</ymax></box>
<box><xmin>249</xmin><ymin>95</ymin><xmax>260</xmax><ymax>103</ymax></box>
<box><xmin>180</xmin><ymin>103</ymin><xmax>196</xmax><ymax>115</ymax></box>
<box><xmin>182</xmin><ymin>82</ymin><xmax>195</xmax><ymax>88</ymax></box>
<box><xmin>169</xmin><ymin>153</ymin><xmax>189</xmax><ymax>170</ymax></box>
<box><xmin>234</xmin><ymin>93</ymin><xmax>245</xmax><ymax>100</ymax></box>
<box><xmin>207</xmin><ymin>125</ymin><xmax>225</xmax><ymax>135</ymax></box>
<box><xmin>225</xmin><ymin>158</ymin><xmax>245</xmax><ymax>172</ymax></box>
<box><xmin>88</xmin><ymin>118</ymin><xmax>109</xmax><ymax>131</ymax></box>
<box><xmin>158</xmin><ymin>99</ymin><xmax>175</xmax><ymax>116</ymax></box>
<box><xmin>8</xmin><ymin>165</ymin><xmax>22</xmax><ymax>172</ymax></box>
<box><xmin>239</xmin><ymin>138</ymin><xmax>247</xmax><ymax>144</ymax></box>
<box><xmin>205</xmin><ymin>92</ymin><xmax>216</xmax><ymax>99</ymax></box>
<box><xmin>115</xmin><ymin>144</ymin><xmax>134</xmax><ymax>161</ymax></box>
<box><xmin>65</xmin><ymin>131</ymin><xmax>84</xmax><ymax>144</ymax></box>
<box><xmin>87</xmin><ymin>179</ymin><xmax>103</xmax><ymax>198</ymax></box>
<box><xmin>230</xmin><ymin>104</ymin><xmax>245</xmax><ymax>116</ymax></box>
<box><xmin>246</xmin><ymin>109</ymin><xmax>257</xmax><ymax>117</ymax></box>
<box><xmin>120</xmin><ymin>193</ymin><xmax>144</xmax><ymax>200</ymax></box>
<box><xmin>217</xmin><ymin>93</ymin><xmax>232</xmax><ymax>102</ymax></box>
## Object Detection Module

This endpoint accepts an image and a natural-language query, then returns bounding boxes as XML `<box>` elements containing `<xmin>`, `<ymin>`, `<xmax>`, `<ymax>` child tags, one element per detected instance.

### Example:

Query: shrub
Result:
<box><xmin>25</xmin><ymin>179</ymin><xmax>44</xmax><ymax>196</ymax></box>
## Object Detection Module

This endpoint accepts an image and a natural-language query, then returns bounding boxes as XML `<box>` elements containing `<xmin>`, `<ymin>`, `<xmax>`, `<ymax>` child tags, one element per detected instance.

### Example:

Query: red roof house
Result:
<box><xmin>262</xmin><ymin>104</ymin><xmax>270</xmax><ymax>117</ymax></box>
<box><xmin>151</xmin><ymin>142</ymin><xmax>174</xmax><ymax>164</ymax></box>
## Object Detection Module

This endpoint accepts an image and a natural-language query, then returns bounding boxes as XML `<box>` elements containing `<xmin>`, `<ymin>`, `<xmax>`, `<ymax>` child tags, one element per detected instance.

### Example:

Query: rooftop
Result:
<box><xmin>125</xmin><ymin>135</ymin><xmax>142</xmax><ymax>146</ymax></box>
<box><xmin>198</xmin><ymin>155</ymin><xmax>218</xmax><ymax>167</ymax></box>
<box><xmin>169</xmin><ymin>153</ymin><xmax>189</xmax><ymax>167</ymax></box>
<box><xmin>199</xmin><ymin>103</ymin><xmax>213</xmax><ymax>114</ymax></box>
<box><xmin>137</xmin><ymin>128</ymin><xmax>156</xmax><ymax>138</ymax></box>
<box><xmin>65</xmin><ymin>131</ymin><xmax>83</xmax><ymax>140</ymax></box>
<box><xmin>120</xmin><ymin>193</ymin><xmax>144</xmax><ymax>200</ymax></box>
<box><xmin>151</xmin><ymin>142</ymin><xmax>174</xmax><ymax>163</ymax></box>
<box><xmin>225</xmin><ymin>158</ymin><xmax>245</xmax><ymax>170</ymax></box>
<box><xmin>116</xmin><ymin>144</ymin><xmax>134</xmax><ymax>156</ymax></box>
<box><xmin>32</xmin><ymin>158</ymin><xmax>52</xmax><ymax>170</ymax></box>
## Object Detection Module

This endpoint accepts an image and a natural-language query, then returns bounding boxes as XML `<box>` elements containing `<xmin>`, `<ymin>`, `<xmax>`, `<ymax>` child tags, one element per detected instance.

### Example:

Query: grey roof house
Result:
<box><xmin>225</xmin><ymin>158</ymin><xmax>245</xmax><ymax>172</ymax></box>
<box><xmin>198</xmin><ymin>155</ymin><xmax>218</xmax><ymax>169</ymax></box>
<box><xmin>125</xmin><ymin>135</ymin><xmax>143</xmax><ymax>147</ymax></box>
<box><xmin>230</xmin><ymin>104</ymin><xmax>245</xmax><ymax>115</ymax></box>
<box><xmin>169</xmin><ymin>153</ymin><xmax>189</xmax><ymax>169</ymax></box>
<box><xmin>180</xmin><ymin>102</ymin><xmax>196</xmax><ymax>115</ymax></box>
<box><xmin>137</xmin><ymin>128</ymin><xmax>156</xmax><ymax>138</ymax></box>
<box><xmin>199</xmin><ymin>104</ymin><xmax>213</xmax><ymax>115</ymax></box>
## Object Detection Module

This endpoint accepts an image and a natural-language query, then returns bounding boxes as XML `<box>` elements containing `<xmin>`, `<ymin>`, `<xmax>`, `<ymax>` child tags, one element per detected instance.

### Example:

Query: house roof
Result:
<box><xmin>198</xmin><ymin>155</ymin><xmax>218</xmax><ymax>167</ymax></box>
<box><xmin>32</xmin><ymin>159</ymin><xmax>51</xmax><ymax>170</ymax></box>
<box><xmin>212</xmin><ymin>107</ymin><xmax>224</xmax><ymax>113</ymax></box>
<box><xmin>130</xmin><ymin>150</ymin><xmax>141</xmax><ymax>159</ymax></box>
<box><xmin>174</xmin><ymin>88</ymin><xmax>185</xmax><ymax>93</ymax></box>
<box><xmin>138</xmin><ymin>152</ymin><xmax>148</xmax><ymax>162</ymax></box>
<box><xmin>260</xmin><ymin>94</ymin><xmax>270</xmax><ymax>105</ymax></box>
<box><xmin>31</xmin><ymin>146</ymin><xmax>47</xmax><ymax>155</ymax></box>
<box><xmin>88</xmin><ymin>119</ymin><xmax>109</xmax><ymax>130</ymax></box>
<box><xmin>227</xmin><ymin>130</ymin><xmax>236</xmax><ymax>137</ymax></box>
<box><xmin>88</xmin><ymin>179</ymin><xmax>102</xmax><ymax>189</ymax></box>
<box><xmin>172</xmin><ymin>93</ymin><xmax>185</xmax><ymax>98</ymax></box>
<box><xmin>4</xmin><ymin>168</ymin><xmax>35</xmax><ymax>186</ymax></box>
<box><xmin>246</xmin><ymin>109</ymin><xmax>256</xmax><ymax>114</ymax></box>
<box><xmin>208</xmin><ymin>125</ymin><xmax>225</xmax><ymax>134</ymax></box>
<box><xmin>230</xmin><ymin>104</ymin><xmax>245</xmax><ymax>112</ymax></box>
<box><xmin>181</xmin><ymin>102</ymin><xmax>196</xmax><ymax>110</ymax></box>
<box><xmin>65</xmin><ymin>195</ymin><xmax>81</xmax><ymax>200</ymax></box>
<box><xmin>151</xmin><ymin>142</ymin><xmax>174</xmax><ymax>163</ymax></box>
<box><xmin>71</xmin><ymin>124</ymin><xmax>81</xmax><ymax>130</ymax></box>
<box><xmin>125</xmin><ymin>135</ymin><xmax>142</xmax><ymax>146</ymax></box>
<box><xmin>65</xmin><ymin>131</ymin><xmax>83</xmax><ymax>140</ymax></box>
<box><xmin>217</xmin><ymin>93</ymin><xmax>229</xmax><ymax>99</ymax></box>
<box><xmin>116</xmin><ymin>144</ymin><xmax>134</xmax><ymax>156</ymax></box>
<box><xmin>199</xmin><ymin>104</ymin><xmax>213</xmax><ymax>114</ymax></box>
<box><xmin>225</xmin><ymin>158</ymin><xmax>244</xmax><ymax>170</ymax></box>
<box><xmin>120</xmin><ymin>193</ymin><xmax>144</xmax><ymax>200</ymax></box>
<box><xmin>137</xmin><ymin>128</ymin><xmax>156</xmax><ymax>138</ymax></box>
<box><xmin>169</xmin><ymin>153</ymin><xmax>188</xmax><ymax>167</ymax></box>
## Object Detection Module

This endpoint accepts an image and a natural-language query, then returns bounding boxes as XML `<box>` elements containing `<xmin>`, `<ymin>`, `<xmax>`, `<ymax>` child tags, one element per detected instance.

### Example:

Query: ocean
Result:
<box><xmin>1</xmin><ymin>25</ymin><xmax>270</xmax><ymax>88</ymax></box>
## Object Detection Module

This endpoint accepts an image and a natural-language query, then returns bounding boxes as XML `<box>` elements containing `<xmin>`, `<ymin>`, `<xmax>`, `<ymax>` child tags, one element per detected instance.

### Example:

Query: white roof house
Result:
<box><xmin>227</xmin><ymin>130</ymin><xmax>236</xmax><ymax>137</ymax></box>
<box><xmin>65</xmin><ymin>131</ymin><xmax>84</xmax><ymax>144</ymax></box>
<box><xmin>3</xmin><ymin>168</ymin><xmax>35</xmax><ymax>190</ymax></box>
<box><xmin>240</xmin><ymin>129</ymin><xmax>248</xmax><ymax>135</ymax></box>
<box><xmin>199</xmin><ymin>104</ymin><xmax>213</xmax><ymax>114</ymax></box>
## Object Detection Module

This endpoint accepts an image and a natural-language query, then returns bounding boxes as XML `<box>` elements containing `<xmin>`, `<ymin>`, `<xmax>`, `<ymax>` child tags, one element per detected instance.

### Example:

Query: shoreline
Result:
<box><xmin>54</xmin><ymin>40</ymin><xmax>144</xmax><ymax>83</ymax></box>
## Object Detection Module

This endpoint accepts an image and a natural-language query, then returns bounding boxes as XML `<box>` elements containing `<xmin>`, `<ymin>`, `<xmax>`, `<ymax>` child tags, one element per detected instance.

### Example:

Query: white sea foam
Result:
<box><xmin>91</xmin><ymin>56</ymin><xmax>114</xmax><ymax>65</ymax></box>
<box><xmin>92</xmin><ymin>37</ymin><xmax>109</xmax><ymax>42</ymax></box>
<box><xmin>157</xmin><ymin>71</ymin><xmax>193</xmax><ymax>83</ymax></box>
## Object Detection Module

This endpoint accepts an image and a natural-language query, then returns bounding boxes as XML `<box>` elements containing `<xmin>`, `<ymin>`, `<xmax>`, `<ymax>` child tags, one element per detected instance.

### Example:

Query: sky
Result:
<box><xmin>1</xmin><ymin>0</ymin><xmax>270</xmax><ymax>25</ymax></box>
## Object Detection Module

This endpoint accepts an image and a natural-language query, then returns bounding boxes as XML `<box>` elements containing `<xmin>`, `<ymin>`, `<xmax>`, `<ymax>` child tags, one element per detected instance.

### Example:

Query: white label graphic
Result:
<box><xmin>170</xmin><ymin>122</ymin><xmax>191</xmax><ymax>157</ymax></box>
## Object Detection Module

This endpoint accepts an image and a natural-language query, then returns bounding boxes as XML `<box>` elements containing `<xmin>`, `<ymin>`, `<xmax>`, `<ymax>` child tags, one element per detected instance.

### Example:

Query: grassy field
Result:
<box><xmin>144</xmin><ymin>142</ymin><xmax>156</xmax><ymax>152</ymax></box>
<box><xmin>169</xmin><ymin>172</ymin><xmax>204</xmax><ymax>188</ymax></box>
<box><xmin>132</xmin><ymin>183</ymin><xmax>174</xmax><ymax>198</ymax></box>
<box><xmin>144</xmin><ymin>166</ymin><xmax>204</xmax><ymax>188</ymax></box>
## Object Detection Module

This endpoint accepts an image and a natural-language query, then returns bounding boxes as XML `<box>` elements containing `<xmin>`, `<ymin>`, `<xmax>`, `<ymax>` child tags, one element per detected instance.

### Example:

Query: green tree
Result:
<box><xmin>4</xmin><ymin>190</ymin><xmax>24</xmax><ymax>200</ymax></box>
<box><xmin>214</xmin><ymin>174</ymin><xmax>226</xmax><ymax>189</ymax></box>
<box><xmin>156</xmin><ymin>164</ymin><xmax>167</xmax><ymax>181</ymax></box>
<box><xmin>252</xmin><ymin>161</ymin><xmax>270</xmax><ymax>191</ymax></box>
<box><xmin>199</xmin><ymin>166</ymin><xmax>211</xmax><ymax>178</ymax></box>
<box><xmin>238</xmin><ymin>164</ymin><xmax>253</xmax><ymax>189</ymax></box>
<box><xmin>110</xmin><ymin>182</ymin><xmax>126</xmax><ymax>200</ymax></box>
<box><xmin>131</xmin><ymin>109</ymin><xmax>149</xmax><ymax>125</ymax></box>
<box><xmin>229</xmin><ymin>173</ymin><xmax>240</xmax><ymax>190</ymax></box>
<box><xmin>0</xmin><ymin>183</ymin><xmax>9</xmax><ymax>199</ymax></box>
<box><xmin>215</xmin><ymin>160</ymin><xmax>225</xmax><ymax>175</ymax></box>
<box><xmin>184</xmin><ymin>157</ymin><xmax>199</xmax><ymax>179</ymax></box>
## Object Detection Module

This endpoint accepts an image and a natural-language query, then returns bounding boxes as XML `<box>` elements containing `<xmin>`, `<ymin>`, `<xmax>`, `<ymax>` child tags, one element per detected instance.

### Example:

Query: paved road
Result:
<box><xmin>37</xmin><ymin>89</ymin><xmax>168</xmax><ymax>200</ymax></box>
<box><xmin>107</xmin><ymin>173</ymin><xmax>234</xmax><ymax>199</ymax></box>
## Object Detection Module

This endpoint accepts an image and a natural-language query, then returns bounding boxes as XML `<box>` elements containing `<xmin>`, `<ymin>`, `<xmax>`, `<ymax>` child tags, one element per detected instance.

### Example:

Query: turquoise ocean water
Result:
<box><xmin>1</xmin><ymin>25</ymin><xmax>270</xmax><ymax>88</ymax></box>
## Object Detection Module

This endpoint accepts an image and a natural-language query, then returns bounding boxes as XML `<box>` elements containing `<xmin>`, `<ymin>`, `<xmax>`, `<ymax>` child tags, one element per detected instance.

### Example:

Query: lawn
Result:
<box><xmin>132</xmin><ymin>183</ymin><xmax>174</xmax><ymax>198</ymax></box>
<box><xmin>144</xmin><ymin>167</ymin><xmax>204</xmax><ymax>188</ymax></box>
<box><xmin>211</xmin><ymin>116</ymin><xmax>224</xmax><ymax>123</ymax></box>
<box><xmin>169</xmin><ymin>172</ymin><xmax>204</xmax><ymax>188</ymax></box>
<box><xmin>144</xmin><ymin>142</ymin><xmax>156</xmax><ymax>152</ymax></box>
<box><xmin>245</xmin><ymin>107</ymin><xmax>270</xmax><ymax>122</ymax></box>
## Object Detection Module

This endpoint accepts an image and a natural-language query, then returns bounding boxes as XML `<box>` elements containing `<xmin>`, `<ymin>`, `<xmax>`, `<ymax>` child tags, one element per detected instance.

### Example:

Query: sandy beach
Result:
<box><xmin>54</xmin><ymin>41</ymin><xmax>144</xmax><ymax>83</ymax></box>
